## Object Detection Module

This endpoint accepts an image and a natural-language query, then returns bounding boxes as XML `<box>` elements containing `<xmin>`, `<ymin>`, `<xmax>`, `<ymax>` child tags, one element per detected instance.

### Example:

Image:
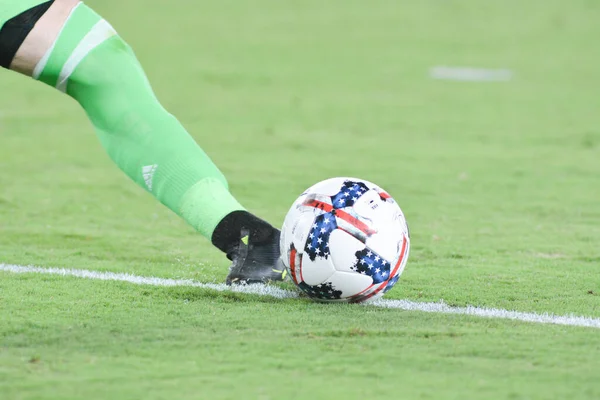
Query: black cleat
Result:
<box><xmin>225</xmin><ymin>228</ymin><xmax>286</xmax><ymax>285</ymax></box>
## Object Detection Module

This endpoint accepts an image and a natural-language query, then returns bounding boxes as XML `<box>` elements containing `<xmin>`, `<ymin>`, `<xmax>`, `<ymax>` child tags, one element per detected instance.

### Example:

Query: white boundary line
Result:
<box><xmin>2</xmin><ymin>264</ymin><xmax>599</xmax><ymax>330</ymax></box>
<box><xmin>0</xmin><ymin>264</ymin><xmax>297</xmax><ymax>299</ymax></box>
<box><xmin>429</xmin><ymin>66</ymin><xmax>513</xmax><ymax>82</ymax></box>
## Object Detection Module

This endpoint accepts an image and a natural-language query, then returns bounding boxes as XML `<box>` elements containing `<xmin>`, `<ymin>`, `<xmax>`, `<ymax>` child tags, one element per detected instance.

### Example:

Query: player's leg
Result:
<box><xmin>0</xmin><ymin>0</ymin><xmax>283</xmax><ymax>284</ymax></box>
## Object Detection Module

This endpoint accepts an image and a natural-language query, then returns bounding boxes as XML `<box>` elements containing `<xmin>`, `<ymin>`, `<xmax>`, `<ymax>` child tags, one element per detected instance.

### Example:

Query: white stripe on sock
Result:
<box><xmin>56</xmin><ymin>19</ymin><xmax>116</xmax><ymax>93</ymax></box>
<box><xmin>32</xmin><ymin>2</ymin><xmax>83</xmax><ymax>80</ymax></box>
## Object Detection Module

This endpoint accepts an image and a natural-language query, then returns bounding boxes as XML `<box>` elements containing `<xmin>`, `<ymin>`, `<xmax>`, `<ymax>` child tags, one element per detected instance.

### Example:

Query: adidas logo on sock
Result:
<box><xmin>142</xmin><ymin>164</ymin><xmax>158</xmax><ymax>191</ymax></box>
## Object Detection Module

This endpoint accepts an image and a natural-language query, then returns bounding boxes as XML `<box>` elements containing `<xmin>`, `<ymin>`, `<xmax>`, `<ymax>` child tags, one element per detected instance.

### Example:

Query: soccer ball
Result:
<box><xmin>280</xmin><ymin>177</ymin><xmax>410</xmax><ymax>303</ymax></box>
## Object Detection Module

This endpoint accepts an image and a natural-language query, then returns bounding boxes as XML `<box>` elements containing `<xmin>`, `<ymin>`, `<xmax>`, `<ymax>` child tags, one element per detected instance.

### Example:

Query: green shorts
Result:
<box><xmin>0</xmin><ymin>0</ymin><xmax>46</xmax><ymax>28</ymax></box>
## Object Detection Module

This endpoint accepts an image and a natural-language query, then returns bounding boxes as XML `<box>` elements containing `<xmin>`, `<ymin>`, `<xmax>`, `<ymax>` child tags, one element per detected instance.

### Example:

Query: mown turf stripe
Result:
<box><xmin>2</xmin><ymin>263</ymin><xmax>599</xmax><ymax>329</ymax></box>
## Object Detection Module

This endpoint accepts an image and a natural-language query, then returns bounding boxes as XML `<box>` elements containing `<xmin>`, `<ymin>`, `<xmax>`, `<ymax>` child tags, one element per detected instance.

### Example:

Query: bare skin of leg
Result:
<box><xmin>9</xmin><ymin>0</ymin><xmax>80</xmax><ymax>77</ymax></box>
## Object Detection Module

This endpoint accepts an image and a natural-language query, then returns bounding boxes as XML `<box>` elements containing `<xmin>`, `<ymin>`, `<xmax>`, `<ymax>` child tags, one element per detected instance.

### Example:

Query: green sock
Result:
<box><xmin>32</xmin><ymin>3</ymin><xmax>244</xmax><ymax>240</ymax></box>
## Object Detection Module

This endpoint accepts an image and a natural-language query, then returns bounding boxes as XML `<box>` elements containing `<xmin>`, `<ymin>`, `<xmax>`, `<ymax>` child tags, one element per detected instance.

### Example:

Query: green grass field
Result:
<box><xmin>2</xmin><ymin>0</ymin><xmax>600</xmax><ymax>398</ymax></box>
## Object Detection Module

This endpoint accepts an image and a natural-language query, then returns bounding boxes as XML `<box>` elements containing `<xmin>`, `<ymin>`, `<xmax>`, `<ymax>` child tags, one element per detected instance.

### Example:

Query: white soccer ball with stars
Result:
<box><xmin>280</xmin><ymin>177</ymin><xmax>410</xmax><ymax>303</ymax></box>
